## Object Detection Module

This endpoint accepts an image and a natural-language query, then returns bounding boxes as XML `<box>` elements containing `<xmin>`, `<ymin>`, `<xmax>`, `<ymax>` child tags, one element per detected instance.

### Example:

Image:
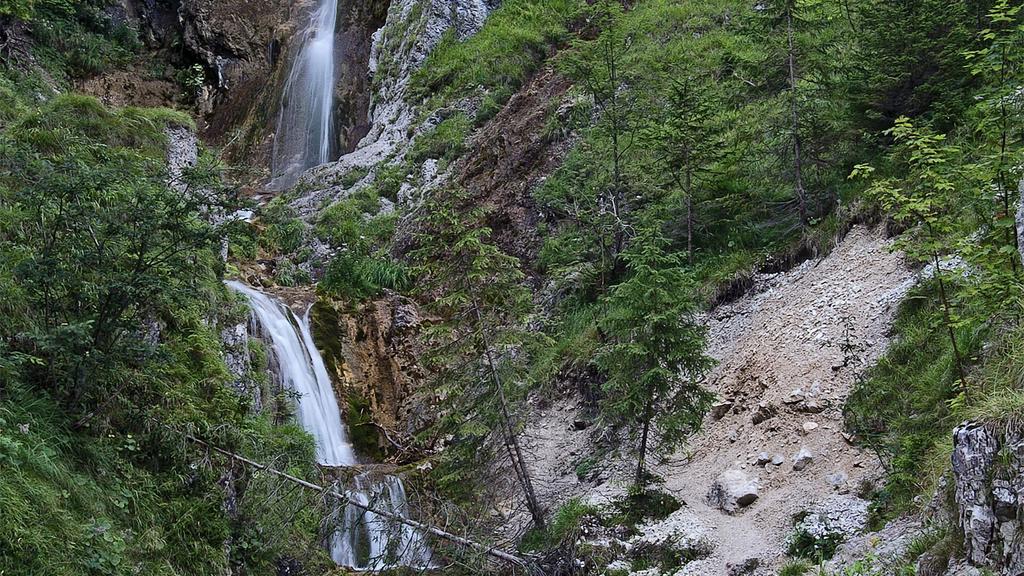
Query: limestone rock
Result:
<box><xmin>708</xmin><ymin>469</ymin><xmax>759</xmax><ymax>513</ymax></box>
<box><xmin>827</xmin><ymin>517</ymin><xmax>923</xmax><ymax>574</ymax></box>
<box><xmin>796</xmin><ymin>494</ymin><xmax>869</xmax><ymax>543</ymax></box>
<box><xmin>784</xmin><ymin>388</ymin><xmax>805</xmax><ymax>404</ymax></box>
<box><xmin>632</xmin><ymin>508</ymin><xmax>716</xmax><ymax>562</ymax></box>
<box><xmin>793</xmin><ymin>447</ymin><xmax>814</xmax><ymax>471</ymax></box>
<box><xmin>950</xmin><ymin>421</ymin><xmax>1024</xmax><ymax>575</ymax></box>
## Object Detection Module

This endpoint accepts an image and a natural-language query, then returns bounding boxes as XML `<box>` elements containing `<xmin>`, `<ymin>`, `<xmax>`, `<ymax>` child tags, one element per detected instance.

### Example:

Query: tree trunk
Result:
<box><xmin>685</xmin><ymin>157</ymin><xmax>694</xmax><ymax>265</ymax></box>
<box><xmin>786</xmin><ymin>8</ymin><xmax>808</xmax><ymax>227</ymax></box>
<box><xmin>635</xmin><ymin>394</ymin><xmax>654</xmax><ymax>488</ymax></box>
<box><xmin>931</xmin><ymin>248</ymin><xmax>968</xmax><ymax>391</ymax></box>
<box><xmin>472</xmin><ymin>302</ymin><xmax>546</xmax><ymax>530</ymax></box>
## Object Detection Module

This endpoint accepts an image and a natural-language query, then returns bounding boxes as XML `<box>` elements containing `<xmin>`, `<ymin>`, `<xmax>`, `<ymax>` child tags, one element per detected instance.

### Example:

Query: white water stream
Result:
<box><xmin>270</xmin><ymin>0</ymin><xmax>339</xmax><ymax>189</ymax></box>
<box><xmin>226</xmin><ymin>281</ymin><xmax>433</xmax><ymax>570</ymax></box>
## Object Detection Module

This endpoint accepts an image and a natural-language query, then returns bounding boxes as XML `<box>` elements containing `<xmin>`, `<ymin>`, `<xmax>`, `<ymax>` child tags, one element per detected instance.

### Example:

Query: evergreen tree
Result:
<box><xmin>595</xmin><ymin>226</ymin><xmax>714</xmax><ymax>488</ymax></box>
<box><xmin>560</xmin><ymin>0</ymin><xmax>639</xmax><ymax>288</ymax></box>
<box><xmin>411</xmin><ymin>187</ymin><xmax>548</xmax><ymax>529</ymax></box>
<box><xmin>644</xmin><ymin>73</ymin><xmax>722</xmax><ymax>264</ymax></box>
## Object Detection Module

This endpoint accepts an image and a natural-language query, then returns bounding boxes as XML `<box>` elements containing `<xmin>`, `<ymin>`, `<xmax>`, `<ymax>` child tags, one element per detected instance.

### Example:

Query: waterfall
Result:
<box><xmin>270</xmin><ymin>0</ymin><xmax>339</xmax><ymax>190</ymax></box>
<box><xmin>330</xmin><ymin>474</ymin><xmax>434</xmax><ymax>569</ymax></box>
<box><xmin>226</xmin><ymin>282</ymin><xmax>433</xmax><ymax>570</ymax></box>
<box><xmin>226</xmin><ymin>280</ymin><xmax>355</xmax><ymax>466</ymax></box>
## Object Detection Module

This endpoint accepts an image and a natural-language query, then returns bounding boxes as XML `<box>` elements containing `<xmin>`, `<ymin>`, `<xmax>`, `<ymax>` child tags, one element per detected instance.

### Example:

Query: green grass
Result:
<box><xmin>778</xmin><ymin>560</ymin><xmax>812</xmax><ymax>576</ymax></box>
<box><xmin>410</xmin><ymin>0</ymin><xmax>579</xmax><ymax>118</ymax></box>
<box><xmin>520</xmin><ymin>498</ymin><xmax>595</xmax><ymax>552</ymax></box>
<box><xmin>845</xmin><ymin>282</ymin><xmax>990</xmax><ymax>524</ymax></box>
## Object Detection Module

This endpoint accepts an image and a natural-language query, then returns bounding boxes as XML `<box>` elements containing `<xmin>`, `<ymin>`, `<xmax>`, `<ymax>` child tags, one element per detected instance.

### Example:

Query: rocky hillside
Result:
<box><xmin>2</xmin><ymin>0</ymin><xmax>1024</xmax><ymax>575</ymax></box>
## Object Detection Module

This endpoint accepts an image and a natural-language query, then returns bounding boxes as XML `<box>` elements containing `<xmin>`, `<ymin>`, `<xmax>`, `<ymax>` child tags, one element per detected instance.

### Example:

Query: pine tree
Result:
<box><xmin>560</xmin><ymin>0</ymin><xmax>638</xmax><ymax>288</ymax></box>
<box><xmin>411</xmin><ymin>187</ymin><xmax>547</xmax><ymax>529</ymax></box>
<box><xmin>595</xmin><ymin>226</ymin><xmax>714</xmax><ymax>489</ymax></box>
<box><xmin>644</xmin><ymin>73</ymin><xmax>721</xmax><ymax>264</ymax></box>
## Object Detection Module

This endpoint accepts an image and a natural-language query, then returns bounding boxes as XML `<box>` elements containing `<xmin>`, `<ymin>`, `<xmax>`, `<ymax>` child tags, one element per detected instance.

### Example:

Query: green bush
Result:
<box><xmin>520</xmin><ymin>498</ymin><xmax>595</xmax><ymax>552</ymax></box>
<box><xmin>786</xmin><ymin>527</ymin><xmax>845</xmax><ymax>561</ymax></box>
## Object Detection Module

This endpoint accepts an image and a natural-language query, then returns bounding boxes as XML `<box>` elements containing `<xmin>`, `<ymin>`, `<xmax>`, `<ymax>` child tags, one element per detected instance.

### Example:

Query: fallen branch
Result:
<box><xmin>181</xmin><ymin>432</ymin><xmax>539</xmax><ymax>573</ymax></box>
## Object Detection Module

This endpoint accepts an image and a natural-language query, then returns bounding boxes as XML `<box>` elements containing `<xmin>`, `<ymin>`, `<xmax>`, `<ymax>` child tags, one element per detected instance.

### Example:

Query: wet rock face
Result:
<box><xmin>332</xmin><ymin>0</ymin><xmax>391</xmax><ymax>156</ymax></box>
<box><xmin>311</xmin><ymin>294</ymin><xmax>432</xmax><ymax>456</ymax></box>
<box><xmin>175</xmin><ymin>0</ymin><xmax>291</xmax><ymax>146</ymax></box>
<box><xmin>952</xmin><ymin>421</ymin><xmax>1024</xmax><ymax>575</ymax></box>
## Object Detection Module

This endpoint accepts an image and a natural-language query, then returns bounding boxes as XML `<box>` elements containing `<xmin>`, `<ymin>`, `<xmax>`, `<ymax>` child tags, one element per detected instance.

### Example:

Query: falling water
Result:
<box><xmin>226</xmin><ymin>281</ymin><xmax>433</xmax><ymax>570</ymax></box>
<box><xmin>270</xmin><ymin>0</ymin><xmax>339</xmax><ymax>190</ymax></box>
<box><xmin>226</xmin><ymin>280</ymin><xmax>355</xmax><ymax>466</ymax></box>
<box><xmin>331</xmin><ymin>474</ymin><xmax>434</xmax><ymax>569</ymax></box>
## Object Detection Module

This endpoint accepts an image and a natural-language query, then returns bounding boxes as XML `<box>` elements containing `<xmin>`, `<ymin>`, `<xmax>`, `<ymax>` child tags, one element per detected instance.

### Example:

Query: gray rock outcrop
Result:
<box><xmin>951</xmin><ymin>421</ymin><xmax>1024</xmax><ymax>575</ymax></box>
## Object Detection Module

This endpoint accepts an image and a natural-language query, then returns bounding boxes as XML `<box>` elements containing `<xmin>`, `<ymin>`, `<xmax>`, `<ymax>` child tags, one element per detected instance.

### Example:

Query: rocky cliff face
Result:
<box><xmin>950</xmin><ymin>422</ymin><xmax>1024</xmax><ymax>575</ymax></box>
<box><xmin>311</xmin><ymin>294</ymin><xmax>432</xmax><ymax>460</ymax></box>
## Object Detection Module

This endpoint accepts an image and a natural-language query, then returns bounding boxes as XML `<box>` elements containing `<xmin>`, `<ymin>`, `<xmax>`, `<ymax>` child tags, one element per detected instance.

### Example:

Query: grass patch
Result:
<box><xmin>410</xmin><ymin>0</ymin><xmax>578</xmax><ymax>116</ymax></box>
<box><xmin>520</xmin><ymin>498</ymin><xmax>596</xmax><ymax>553</ymax></box>
<box><xmin>845</xmin><ymin>282</ymin><xmax>989</xmax><ymax>524</ymax></box>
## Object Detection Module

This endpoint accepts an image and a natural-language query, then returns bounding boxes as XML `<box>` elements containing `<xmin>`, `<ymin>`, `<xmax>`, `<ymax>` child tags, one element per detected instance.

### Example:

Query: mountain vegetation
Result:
<box><xmin>1</xmin><ymin>0</ymin><xmax>1023</xmax><ymax>574</ymax></box>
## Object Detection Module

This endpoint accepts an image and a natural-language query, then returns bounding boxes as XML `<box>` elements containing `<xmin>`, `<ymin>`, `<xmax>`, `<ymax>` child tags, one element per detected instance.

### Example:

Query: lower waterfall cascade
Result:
<box><xmin>226</xmin><ymin>281</ymin><xmax>433</xmax><ymax>570</ymax></box>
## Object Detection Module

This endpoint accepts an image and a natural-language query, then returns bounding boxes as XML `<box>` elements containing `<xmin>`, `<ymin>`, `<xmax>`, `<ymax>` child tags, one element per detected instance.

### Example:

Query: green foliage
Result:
<box><xmin>778</xmin><ymin>560</ymin><xmax>812</xmax><ymax>576</ymax></box>
<box><xmin>787</xmin><ymin>526</ymin><xmax>845</xmax><ymax>561</ymax></box>
<box><xmin>408</xmin><ymin>112</ymin><xmax>472</xmax><ymax>168</ymax></box>
<box><xmin>411</xmin><ymin>0</ymin><xmax>579</xmax><ymax>116</ymax></box>
<box><xmin>608</xmin><ymin>487</ymin><xmax>682</xmax><ymax>529</ymax></box>
<box><xmin>596</xmin><ymin>227</ymin><xmax>714</xmax><ymax>485</ymax></box>
<box><xmin>520</xmin><ymin>498</ymin><xmax>595</xmax><ymax>552</ymax></box>
<box><xmin>848</xmin><ymin>0</ymin><xmax>981</xmax><ymax>130</ymax></box>
<box><xmin>259</xmin><ymin>199</ymin><xmax>306</xmax><ymax>255</ymax></box>
<box><xmin>411</xmin><ymin>187</ymin><xmax>549</xmax><ymax>524</ymax></box>
<box><xmin>0</xmin><ymin>0</ymin><xmax>34</xmax><ymax>20</ymax></box>
<box><xmin>845</xmin><ymin>284</ymin><xmax>988</xmax><ymax>522</ymax></box>
<box><xmin>28</xmin><ymin>0</ymin><xmax>142</xmax><ymax>81</ymax></box>
<box><xmin>316</xmin><ymin>188</ymin><xmax>407</xmax><ymax>300</ymax></box>
<box><xmin>0</xmin><ymin>92</ymin><xmax>330</xmax><ymax>575</ymax></box>
<box><xmin>0</xmin><ymin>94</ymin><xmax>226</xmax><ymax>412</ymax></box>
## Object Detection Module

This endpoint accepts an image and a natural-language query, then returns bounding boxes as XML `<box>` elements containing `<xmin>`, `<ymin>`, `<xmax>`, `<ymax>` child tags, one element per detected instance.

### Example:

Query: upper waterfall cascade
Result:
<box><xmin>270</xmin><ymin>0</ymin><xmax>339</xmax><ymax>189</ymax></box>
<box><xmin>226</xmin><ymin>282</ymin><xmax>433</xmax><ymax>569</ymax></box>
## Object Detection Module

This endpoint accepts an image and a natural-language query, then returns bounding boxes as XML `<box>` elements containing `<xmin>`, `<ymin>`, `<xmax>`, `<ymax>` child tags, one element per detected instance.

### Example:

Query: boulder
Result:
<box><xmin>708</xmin><ymin>469</ymin><xmax>759</xmax><ymax>513</ymax></box>
<box><xmin>793</xmin><ymin>447</ymin><xmax>814</xmax><ymax>471</ymax></box>
<box><xmin>632</xmin><ymin>508</ymin><xmax>716</xmax><ymax>564</ymax></box>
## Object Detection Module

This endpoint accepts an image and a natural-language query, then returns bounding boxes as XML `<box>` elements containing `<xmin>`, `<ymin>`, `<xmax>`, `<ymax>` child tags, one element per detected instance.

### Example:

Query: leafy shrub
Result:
<box><xmin>320</xmin><ymin>252</ymin><xmax>409</xmax><ymax>301</ymax></box>
<box><xmin>520</xmin><ymin>498</ymin><xmax>595</xmax><ymax>552</ymax></box>
<box><xmin>787</xmin><ymin>526</ymin><xmax>845</xmax><ymax>561</ymax></box>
